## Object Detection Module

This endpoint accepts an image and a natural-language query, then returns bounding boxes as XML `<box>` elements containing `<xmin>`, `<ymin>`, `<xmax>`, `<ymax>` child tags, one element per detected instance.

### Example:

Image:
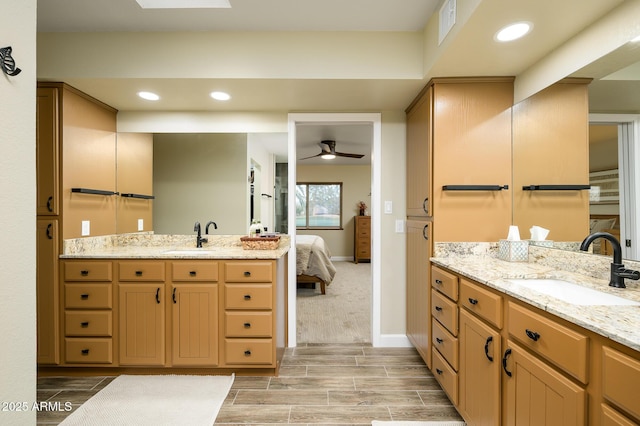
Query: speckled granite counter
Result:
<box><xmin>61</xmin><ymin>233</ymin><xmax>290</xmax><ymax>259</ymax></box>
<box><xmin>432</xmin><ymin>243</ymin><xmax>640</xmax><ymax>351</ymax></box>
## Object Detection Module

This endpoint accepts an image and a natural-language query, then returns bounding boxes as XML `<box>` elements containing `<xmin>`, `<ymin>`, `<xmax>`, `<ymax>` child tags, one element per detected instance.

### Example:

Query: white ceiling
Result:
<box><xmin>36</xmin><ymin>0</ymin><xmax>640</xmax><ymax>164</ymax></box>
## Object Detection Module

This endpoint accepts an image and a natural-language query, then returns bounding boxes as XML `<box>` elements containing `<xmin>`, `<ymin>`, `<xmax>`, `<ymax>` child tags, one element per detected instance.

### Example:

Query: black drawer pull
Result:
<box><xmin>80</xmin><ymin>294</ymin><xmax>89</xmax><ymax>300</ymax></box>
<box><xmin>155</xmin><ymin>288</ymin><xmax>160</xmax><ymax>304</ymax></box>
<box><xmin>422</xmin><ymin>198</ymin><xmax>428</xmax><ymax>214</ymax></box>
<box><xmin>435</xmin><ymin>337</ymin><xmax>443</xmax><ymax>344</ymax></box>
<box><xmin>244</xmin><ymin>271</ymin><xmax>251</xmax><ymax>277</ymax></box>
<box><xmin>172</xmin><ymin>288</ymin><xmax>177</xmax><ymax>304</ymax></box>
<box><xmin>435</xmin><ymin>368</ymin><xmax>443</xmax><ymax>375</ymax></box>
<box><xmin>435</xmin><ymin>306</ymin><xmax>443</xmax><ymax>312</ymax></box>
<box><xmin>468</xmin><ymin>298</ymin><xmax>478</xmax><ymax>305</ymax></box>
<box><xmin>80</xmin><ymin>270</ymin><xmax>89</xmax><ymax>276</ymax></box>
<box><xmin>244</xmin><ymin>294</ymin><xmax>252</xmax><ymax>300</ymax></box>
<box><xmin>244</xmin><ymin>350</ymin><xmax>252</xmax><ymax>356</ymax></box>
<box><xmin>502</xmin><ymin>349</ymin><xmax>512</xmax><ymax>377</ymax></box>
<box><xmin>80</xmin><ymin>321</ymin><xmax>89</xmax><ymax>328</ymax></box>
<box><xmin>81</xmin><ymin>349</ymin><xmax>90</xmax><ymax>355</ymax></box>
<box><xmin>46</xmin><ymin>223</ymin><xmax>53</xmax><ymax>239</ymax></box>
<box><xmin>422</xmin><ymin>224</ymin><xmax>429</xmax><ymax>240</ymax></box>
<box><xmin>135</xmin><ymin>270</ymin><xmax>143</xmax><ymax>277</ymax></box>
<box><xmin>484</xmin><ymin>336</ymin><xmax>494</xmax><ymax>362</ymax></box>
<box><xmin>47</xmin><ymin>196</ymin><xmax>54</xmax><ymax>212</ymax></box>
<box><xmin>189</xmin><ymin>271</ymin><xmax>197</xmax><ymax>277</ymax></box>
<box><xmin>243</xmin><ymin>322</ymin><xmax>251</xmax><ymax>328</ymax></box>
<box><xmin>525</xmin><ymin>329</ymin><xmax>540</xmax><ymax>342</ymax></box>
<box><xmin>434</xmin><ymin>279</ymin><xmax>443</xmax><ymax>285</ymax></box>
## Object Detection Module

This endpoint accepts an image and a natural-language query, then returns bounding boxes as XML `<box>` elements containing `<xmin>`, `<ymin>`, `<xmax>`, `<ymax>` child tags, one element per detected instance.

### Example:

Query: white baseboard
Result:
<box><xmin>330</xmin><ymin>256</ymin><xmax>354</xmax><ymax>262</ymax></box>
<box><xmin>376</xmin><ymin>334</ymin><xmax>414</xmax><ymax>348</ymax></box>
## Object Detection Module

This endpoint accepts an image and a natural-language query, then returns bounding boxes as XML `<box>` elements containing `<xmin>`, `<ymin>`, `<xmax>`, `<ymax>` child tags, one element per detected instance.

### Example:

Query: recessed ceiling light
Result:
<box><xmin>210</xmin><ymin>91</ymin><xmax>231</xmax><ymax>101</ymax></box>
<box><xmin>138</xmin><ymin>91</ymin><xmax>160</xmax><ymax>101</ymax></box>
<box><xmin>495</xmin><ymin>22</ymin><xmax>532</xmax><ymax>42</ymax></box>
<box><xmin>136</xmin><ymin>0</ymin><xmax>231</xmax><ymax>9</ymax></box>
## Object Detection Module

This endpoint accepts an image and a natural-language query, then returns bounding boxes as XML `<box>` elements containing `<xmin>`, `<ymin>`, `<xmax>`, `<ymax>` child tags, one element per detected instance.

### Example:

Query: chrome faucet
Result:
<box><xmin>194</xmin><ymin>221</ymin><xmax>208</xmax><ymax>248</ymax></box>
<box><xmin>580</xmin><ymin>231</ymin><xmax>640</xmax><ymax>288</ymax></box>
<box><xmin>205</xmin><ymin>221</ymin><xmax>217</xmax><ymax>234</ymax></box>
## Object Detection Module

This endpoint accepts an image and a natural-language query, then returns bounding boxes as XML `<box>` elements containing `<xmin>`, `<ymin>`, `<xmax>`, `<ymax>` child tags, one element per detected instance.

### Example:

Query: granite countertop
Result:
<box><xmin>431</xmin><ymin>249</ymin><xmax>640</xmax><ymax>352</ymax></box>
<box><xmin>60</xmin><ymin>233</ymin><xmax>291</xmax><ymax>260</ymax></box>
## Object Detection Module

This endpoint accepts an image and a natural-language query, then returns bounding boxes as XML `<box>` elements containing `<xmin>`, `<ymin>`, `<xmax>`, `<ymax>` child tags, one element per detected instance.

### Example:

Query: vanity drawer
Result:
<box><xmin>172</xmin><ymin>261</ymin><xmax>219</xmax><ymax>282</ymax></box>
<box><xmin>432</xmin><ymin>318</ymin><xmax>458</xmax><ymax>371</ymax></box>
<box><xmin>460</xmin><ymin>278</ymin><xmax>503</xmax><ymax>329</ymax></box>
<box><xmin>602</xmin><ymin>346</ymin><xmax>640</xmax><ymax>421</ymax></box>
<box><xmin>64</xmin><ymin>284</ymin><xmax>112</xmax><ymax>309</ymax></box>
<box><xmin>225</xmin><ymin>339</ymin><xmax>273</xmax><ymax>365</ymax></box>
<box><xmin>64</xmin><ymin>261</ymin><xmax>112</xmax><ymax>282</ymax></box>
<box><xmin>432</xmin><ymin>265</ymin><xmax>458</xmax><ymax>301</ymax></box>
<box><xmin>225</xmin><ymin>312</ymin><xmax>273</xmax><ymax>337</ymax></box>
<box><xmin>601</xmin><ymin>403</ymin><xmax>637</xmax><ymax>426</ymax></box>
<box><xmin>225</xmin><ymin>261</ymin><xmax>273</xmax><ymax>283</ymax></box>
<box><xmin>432</xmin><ymin>289</ymin><xmax>458</xmax><ymax>336</ymax></box>
<box><xmin>65</xmin><ymin>338</ymin><xmax>113</xmax><ymax>364</ymax></box>
<box><xmin>65</xmin><ymin>311</ymin><xmax>112</xmax><ymax>336</ymax></box>
<box><xmin>118</xmin><ymin>261</ymin><xmax>166</xmax><ymax>282</ymax></box>
<box><xmin>225</xmin><ymin>284</ymin><xmax>273</xmax><ymax>310</ymax></box>
<box><xmin>432</xmin><ymin>347</ymin><xmax>458</xmax><ymax>406</ymax></box>
<box><xmin>508</xmin><ymin>302</ymin><xmax>588</xmax><ymax>383</ymax></box>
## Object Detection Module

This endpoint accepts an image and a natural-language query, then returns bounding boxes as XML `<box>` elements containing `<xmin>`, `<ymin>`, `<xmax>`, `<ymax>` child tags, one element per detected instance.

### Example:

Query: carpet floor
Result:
<box><xmin>297</xmin><ymin>261</ymin><xmax>371</xmax><ymax>344</ymax></box>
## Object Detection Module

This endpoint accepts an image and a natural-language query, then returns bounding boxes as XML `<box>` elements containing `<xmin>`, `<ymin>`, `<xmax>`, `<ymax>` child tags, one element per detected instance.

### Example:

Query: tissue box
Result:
<box><xmin>498</xmin><ymin>240</ymin><xmax>529</xmax><ymax>262</ymax></box>
<box><xmin>528</xmin><ymin>240</ymin><xmax>554</xmax><ymax>248</ymax></box>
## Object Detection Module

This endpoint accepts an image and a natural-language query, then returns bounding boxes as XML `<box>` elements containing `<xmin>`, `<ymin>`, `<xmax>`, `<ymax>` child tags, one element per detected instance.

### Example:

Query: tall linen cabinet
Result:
<box><xmin>405</xmin><ymin>77</ymin><xmax>513</xmax><ymax>370</ymax></box>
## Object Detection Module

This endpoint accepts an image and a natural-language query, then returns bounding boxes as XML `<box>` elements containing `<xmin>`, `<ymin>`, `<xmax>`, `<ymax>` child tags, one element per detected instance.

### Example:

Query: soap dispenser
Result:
<box><xmin>249</xmin><ymin>219</ymin><xmax>262</xmax><ymax>237</ymax></box>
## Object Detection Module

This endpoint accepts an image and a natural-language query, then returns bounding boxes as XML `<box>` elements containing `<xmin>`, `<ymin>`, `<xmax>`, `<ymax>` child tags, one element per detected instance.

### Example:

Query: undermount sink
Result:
<box><xmin>506</xmin><ymin>279</ymin><xmax>640</xmax><ymax>306</ymax></box>
<box><xmin>163</xmin><ymin>249</ymin><xmax>219</xmax><ymax>256</ymax></box>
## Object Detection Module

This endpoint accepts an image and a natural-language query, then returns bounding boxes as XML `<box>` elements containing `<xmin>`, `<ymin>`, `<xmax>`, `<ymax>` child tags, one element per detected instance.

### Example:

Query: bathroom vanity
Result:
<box><xmin>39</xmin><ymin>234</ymin><xmax>289</xmax><ymax>376</ymax></box>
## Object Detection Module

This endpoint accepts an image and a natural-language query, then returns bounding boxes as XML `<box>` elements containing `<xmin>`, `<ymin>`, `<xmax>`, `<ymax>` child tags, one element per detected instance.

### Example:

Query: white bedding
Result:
<box><xmin>296</xmin><ymin>235</ymin><xmax>336</xmax><ymax>285</ymax></box>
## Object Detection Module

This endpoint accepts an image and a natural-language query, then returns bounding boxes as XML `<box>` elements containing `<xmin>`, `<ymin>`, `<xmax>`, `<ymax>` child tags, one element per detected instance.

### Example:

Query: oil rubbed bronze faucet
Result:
<box><xmin>580</xmin><ymin>231</ymin><xmax>640</xmax><ymax>288</ymax></box>
<box><xmin>205</xmin><ymin>221</ymin><xmax>217</xmax><ymax>234</ymax></box>
<box><xmin>194</xmin><ymin>221</ymin><xmax>208</xmax><ymax>248</ymax></box>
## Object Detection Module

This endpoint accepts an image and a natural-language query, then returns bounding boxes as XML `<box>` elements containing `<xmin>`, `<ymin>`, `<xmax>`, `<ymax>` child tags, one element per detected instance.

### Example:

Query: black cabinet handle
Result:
<box><xmin>525</xmin><ymin>329</ymin><xmax>540</xmax><ymax>342</ymax></box>
<box><xmin>484</xmin><ymin>336</ymin><xmax>494</xmax><ymax>362</ymax></box>
<box><xmin>172</xmin><ymin>288</ymin><xmax>177</xmax><ymax>304</ymax></box>
<box><xmin>155</xmin><ymin>288</ymin><xmax>160</xmax><ymax>304</ymax></box>
<box><xmin>46</xmin><ymin>196</ymin><xmax>54</xmax><ymax>212</ymax></box>
<box><xmin>135</xmin><ymin>270</ymin><xmax>143</xmax><ymax>277</ymax></box>
<box><xmin>434</xmin><ymin>279</ymin><xmax>442</xmax><ymax>285</ymax></box>
<box><xmin>435</xmin><ymin>306</ymin><xmax>443</xmax><ymax>312</ymax></box>
<box><xmin>422</xmin><ymin>224</ymin><xmax>429</xmax><ymax>240</ymax></box>
<box><xmin>189</xmin><ymin>271</ymin><xmax>197</xmax><ymax>277</ymax></box>
<box><xmin>243</xmin><ymin>322</ymin><xmax>251</xmax><ymax>328</ymax></box>
<box><xmin>435</xmin><ymin>368</ymin><xmax>443</xmax><ymax>375</ymax></box>
<box><xmin>120</xmin><ymin>193</ymin><xmax>155</xmax><ymax>199</ymax></box>
<box><xmin>435</xmin><ymin>337</ymin><xmax>443</xmax><ymax>344</ymax></box>
<box><xmin>71</xmin><ymin>187</ymin><xmax>119</xmax><ymax>196</ymax></box>
<box><xmin>442</xmin><ymin>185</ymin><xmax>509</xmax><ymax>191</ymax></box>
<box><xmin>522</xmin><ymin>184</ymin><xmax>590</xmax><ymax>191</ymax></box>
<box><xmin>244</xmin><ymin>350</ymin><xmax>252</xmax><ymax>356</ymax></box>
<box><xmin>244</xmin><ymin>294</ymin><xmax>252</xmax><ymax>300</ymax></box>
<box><xmin>81</xmin><ymin>349</ymin><xmax>90</xmax><ymax>355</ymax></box>
<box><xmin>244</xmin><ymin>271</ymin><xmax>251</xmax><ymax>277</ymax></box>
<box><xmin>423</xmin><ymin>198</ymin><xmax>429</xmax><ymax>215</ymax></box>
<box><xmin>46</xmin><ymin>223</ymin><xmax>53</xmax><ymax>239</ymax></box>
<box><xmin>80</xmin><ymin>270</ymin><xmax>89</xmax><ymax>276</ymax></box>
<box><xmin>502</xmin><ymin>349</ymin><xmax>512</xmax><ymax>377</ymax></box>
<box><xmin>80</xmin><ymin>294</ymin><xmax>89</xmax><ymax>300</ymax></box>
<box><xmin>468</xmin><ymin>298</ymin><xmax>478</xmax><ymax>305</ymax></box>
<box><xmin>81</xmin><ymin>321</ymin><xmax>89</xmax><ymax>328</ymax></box>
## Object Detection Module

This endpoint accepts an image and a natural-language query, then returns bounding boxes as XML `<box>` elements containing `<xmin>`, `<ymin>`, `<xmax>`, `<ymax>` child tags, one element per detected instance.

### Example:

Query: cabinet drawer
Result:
<box><xmin>432</xmin><ymin>266</ymin><xmax>458</xmax><ymax>301</ymax></box>
<box><xmin>225</xmin><ymin>339</ymin><xmax>273</xmax><ymax>365</ymax></box>
<box><xmin>172</xmin><ymin>261</ymin><xmax>219</xmax><ymax>282</ymax></box>
<box><xmin>225</xmin><ymin>262</ymin><xmax>273</xmax><ymax>282</ymax></box>
<box><xmin>118</xmin><ymin>261</ymin><xmax>166</xmax><ymax>281</ymax></box>
<box><xmin>225</xmin><ymin>312</ymin><xmax>273</xmax><ymax>337</ymax></box>
<box><xmin>459</xmin><ymin>278</ymin><xmax>503</xmax><ymax>329</ymax></box>
<box><xmin>225</xmin><ymin>285</ymin><xmax>273</xmax><ymax>310</ymax></box>
<box><xmin>432</xmin><ymin>319</ymin><xmax>458</xmax><ymax>371</ymax></box>
<box><xmin>65</xmin><ymin>311</ymin><xmax>112</xmax><ymax>336</ymax></box>
<box><xmin>64</xmin><ymin>284</ymin><xmax>112</xmax><ymax>309</ymax></box>
<box><xmin>602</xmin><ymin>346</ymin><xmax>640</xmax><ymax>420</ymax></box>
<box><xmin>508</xmin><ymin>302</ymin><xmax>588</xmax><ymax>383</ymax></box>
<box><xmin>65</xmin><ymin>338</ymin><xmax>113</xmax><ymax>364</ymax></box>
<box><xmin>601</xmin><ymin>403</ymin><xmax>637</xmax><ymax>426</ymax></box>
<box><xmin>432</xmin><ymin>289</ymin><xmax>458</xmax><ymax>336</ymax></box>
<box><xmin>64</xmin><ymin>261</ymin><xmax>112</xmax><ymax>282</ymax></box>
<box><xmin>432</xmin><ymin>347</ymin><xmax>458</xmax><ymax>406</ymax></box>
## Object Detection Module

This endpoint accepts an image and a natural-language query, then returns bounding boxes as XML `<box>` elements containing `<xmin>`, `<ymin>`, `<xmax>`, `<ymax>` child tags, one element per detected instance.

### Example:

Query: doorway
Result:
<box><xmin>287</xmin><ymin>113</ymin><xmax>382</xmax><ymax>347</ymax></box>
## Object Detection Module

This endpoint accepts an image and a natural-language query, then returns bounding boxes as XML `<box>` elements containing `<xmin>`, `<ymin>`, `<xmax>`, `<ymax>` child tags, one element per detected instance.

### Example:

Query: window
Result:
<box><xmin>295</xmin><ymin>182</ymin><xmax>342</xmax><ymax>229</ymax></box>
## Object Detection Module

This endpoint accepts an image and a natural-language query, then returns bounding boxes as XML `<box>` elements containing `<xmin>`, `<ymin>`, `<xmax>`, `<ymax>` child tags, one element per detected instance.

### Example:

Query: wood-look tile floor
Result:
<box><xmin>37</xmin><ymin>344</ymin><xmax>464</xmax><ymax>425</ymax></box>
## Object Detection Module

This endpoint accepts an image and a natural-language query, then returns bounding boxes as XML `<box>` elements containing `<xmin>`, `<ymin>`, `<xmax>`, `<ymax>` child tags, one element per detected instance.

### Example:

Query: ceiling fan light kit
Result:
<box><xmin>299</xmin><ymin>140</ymin><xmax>365</xmax><ymax>161</ymax></box>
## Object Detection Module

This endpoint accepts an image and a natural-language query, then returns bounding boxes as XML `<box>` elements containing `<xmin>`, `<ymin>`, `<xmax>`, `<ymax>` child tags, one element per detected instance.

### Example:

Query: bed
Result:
<box><xmin>296</xmin><ymin>235</ymin><xmax>337</xmax><ymax>294</ymax></box>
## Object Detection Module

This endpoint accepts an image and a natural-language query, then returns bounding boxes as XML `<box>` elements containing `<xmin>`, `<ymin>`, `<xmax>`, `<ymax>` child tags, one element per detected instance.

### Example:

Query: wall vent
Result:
<box><xmin>438</xmin><ymin>0</ymin><xmax>457</xmax><ymax>45</ymax></box>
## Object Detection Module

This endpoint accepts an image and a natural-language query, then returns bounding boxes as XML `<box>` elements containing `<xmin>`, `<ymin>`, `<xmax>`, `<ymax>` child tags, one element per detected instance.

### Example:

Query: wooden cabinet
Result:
<box><xmin>354</xmin><ymin>215</ymin><xmax>371</xmax><ymax>263</ymax></box>
<box><xmin>36</xmin><ymin>87</ymin><xmax>59</xmax><ymax>216</ymax></box>
<box><xmin>406</xmin><ymin>86</ymin><xmax>432</xmax><ymax>217</ymax></box>
<box><xmin>601</xmin><ymin>346</ymin><xmax>640</xmax><ymax>422</ymax></box>
<box><xmin>406</xmin><ymin>220</ymin><xmax>432</xmax><ymax>367</ymax></box>
<box><xmin>36</xmin><ymin>219</ymin><xmax>59</xmax><ymax>364</ymax></box>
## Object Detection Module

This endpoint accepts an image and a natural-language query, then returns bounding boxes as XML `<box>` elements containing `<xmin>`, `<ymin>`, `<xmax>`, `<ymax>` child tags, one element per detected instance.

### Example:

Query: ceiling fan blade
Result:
<box><xmin>298</xmin><ymin>152</ymin><xmax>323</xmax><ymax>160</ymax></box>
<box><xmin>335</xmin><ymin>152</ymin><xmax>365</xmax><ymax>158</ymax></box>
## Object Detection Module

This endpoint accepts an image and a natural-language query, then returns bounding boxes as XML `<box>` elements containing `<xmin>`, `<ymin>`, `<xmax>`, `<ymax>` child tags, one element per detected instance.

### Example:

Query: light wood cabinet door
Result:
<box><xmin>171</xmin><ymin>284</ymin><xmax>218</xmax><ymax>366</ymax></box>
<box><xmin>36</xmin><ymin>219</ymin><xmax>59</xmax><ymax>364</ymax></box>
<box><xmin>36</xmin><ymin>87</ymin><xmax>59</xmax><ymax>216</ymax></box>
<box><xmin>406</xmin><ymin>86</ymin><xmax>432</xmax><ymax>217</ymax></box>
<box><xmin>119</xmin><ymin>284</ymin><xmax>165</xmax><ymax>366</ymax></box>
<box><xmin>459</xmin><ymin>309</ymin><xmax>501</xmax><ymax>426</ymax></box>
<box><xmin>406</xmin><ymin>220</ymin><xmax>432</xmax><ymax>367</ymax></box>
<box><xmin>504</xmin><ymin>340</ymin><xmax>586</xmax><ymax>426</ymax></box>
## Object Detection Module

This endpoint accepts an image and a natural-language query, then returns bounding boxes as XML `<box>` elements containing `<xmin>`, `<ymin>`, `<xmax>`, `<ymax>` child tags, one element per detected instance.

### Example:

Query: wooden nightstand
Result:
<box><xmin>354</xmin><ymin>215</ymin><xmax>371</xmax><ymax>263</ymax></box>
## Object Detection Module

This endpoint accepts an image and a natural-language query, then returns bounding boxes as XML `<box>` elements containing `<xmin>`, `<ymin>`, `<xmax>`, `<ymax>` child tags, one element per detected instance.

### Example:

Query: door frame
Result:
<box><xmin>287</xmin><ymin>112</ymin><xmax>382</xmax><ymax>347</ymax></box>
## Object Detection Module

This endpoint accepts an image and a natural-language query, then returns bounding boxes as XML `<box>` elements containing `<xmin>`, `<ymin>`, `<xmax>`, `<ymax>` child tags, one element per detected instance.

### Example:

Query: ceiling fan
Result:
<box><xmin>299</xmin><ymin>140</ymin><xmax>365</xmax><ymax>160</ymax></box>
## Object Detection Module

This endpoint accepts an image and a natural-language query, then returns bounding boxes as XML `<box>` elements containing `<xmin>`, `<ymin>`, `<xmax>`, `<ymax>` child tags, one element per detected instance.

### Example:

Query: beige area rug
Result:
<box><xmin>372</xmin><ymin>422</ymin><xmax>466</xmax><ymax>425</ymax></box>
<box><xmin>60</xmin><ymin>374</ymin><xmax>234</xmax><ymax>426</ymax></box>
<box><xmin>297</xmin><ymin>260</ymin><xmax>371</xmax><ymax>344</ymax></box>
